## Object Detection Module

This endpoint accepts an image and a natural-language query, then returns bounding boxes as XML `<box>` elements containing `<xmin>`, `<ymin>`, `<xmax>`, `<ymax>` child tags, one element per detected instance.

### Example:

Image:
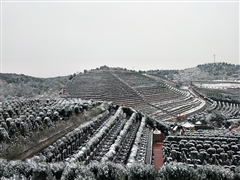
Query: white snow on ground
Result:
<box><xmin>194</xmin><ymin>83</ymin><xmax>240</xmax><ymax>89</ymax></box>
<box><xmin>179</xmin><ymin>98</ymin><xmax>206</xmax><ymax>116</ymax></box>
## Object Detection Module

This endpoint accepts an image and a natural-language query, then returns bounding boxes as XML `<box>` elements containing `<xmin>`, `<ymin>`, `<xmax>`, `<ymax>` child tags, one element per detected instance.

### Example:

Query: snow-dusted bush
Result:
<box><xmin>0</xmin><ymin>158</ymin><xmax>14</xmax><ymax>178</ymax></box>
<box><xmin>158</xmin><ymin>162</ymin><xmax>197</xmax><ymax>180</ymax></box>
<box><xmin>234</xmin><ymin>166</ymin><xmax>240</xmax><ymax>180</ymax></box>
<box><xmin>31</xmin><ymin>162</ymin><xmax>53</xmax><ymax>180</ymax></box>
<box><xmin>88</xmin><ymin>161</ymin><xmax>127</xmax><ymax>180</ymax></box>
<box><xmin>99</xmin><ymin>101</ymin><xmax>112</xmax><ymax>112</ymax></box>
<box><xmin>8</xmin><ymin>160</ymin><xmax>33</xmax><ymax>179</ymax></box>
<box><xmin>49</xmin><ymin>162</ymin><xmax>66</xmax><ymax>180</ymax></box>
<box><xmin>39</xmin><ymin>109</ymin><xmax>110</xmax><ymax>161</ymax></box>
<box><xmin>0</xmin><ymin>98</ymin><xmax>97</xmax><ymax>142</ymax></box>
<box><xmin>68</xmin><ymin>107</ymin><xmax>123</xmax><ymax>162</ymax></box>
<box><xmin>127</xmin><ymin>163</ymin><xmax>156</xmax><ymax>180</ymax></box>
<box><xmin>0</xmin><ymin>160</ymin><xmax>33</xmax><ymax>179</ymax></box>
<box><xmin>104</xmin><ymin>107</ymin><xmax>123</xmax><ymax>129</ymax></box>
<box><xmin>127</xmin><ymin>115</ymin><xmax>147</xmax><ymax>165</ymax></box>
<box><xmin>1</xmin><ymin>159</ymin><xmax>240</xmax><ymax>179</ymax></box>
<box><xmin>102</xmin><ymin>112</ymin><xmax>136</xmax><ymax>162</ymax></box>
<box><xmin>61</xmin><ymin>162</ymin><xmax>95</xmax><ymax>180</ymax></box>
<box><xmin>146</xmin><ymin>117</ymin><xmax>169</xmax><ymax>135</ymax></box>
<box><xmin>196</xmin><ymin>164</ymin><xmax>234</xmax><ymax>180</ymax></box>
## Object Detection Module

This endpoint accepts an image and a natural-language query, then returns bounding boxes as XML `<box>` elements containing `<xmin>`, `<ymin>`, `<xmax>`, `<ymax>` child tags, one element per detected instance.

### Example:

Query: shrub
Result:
<box><xmin>61</xmin><ymin>162</ymin><xmax>95</xmax><ymax>180</ymax></box>
<box><xmin>158</xmin><ymin>162</ymin><xmax>197</xmax><ymax>180</ymax></box>
<box><xmin>197</xmin><ymin>164</ymin><xmax>234</xmax><ymax>180</ymax></box>
<box><xmin>1</xmin><ymin>159</ymin><xmax>240</xmax><ymax>179</ymax></box>
<box><xmin>88</xmin><ymin>161</ymin><xmax>127</xmax><ymax>180</ymax></box>
<box><xmin>0</xmin><ymin>159</ymin><xmax>8</xmax><ymax>176</ymax></box>
<box><xmin>49</xmin><ymin>162</ymin><xmax>66</xmax><ymax>180</ymax></box>
<box><xmin>31</xmin><ymin>162</ymin><xmax>53</xmax><ymax>180</ymax></box>
<box><xmin>127</xmin><ymin>163</ymin><xmax>156</xmax><ymax>180</ymax></box>
<box><xmin>8</xmin><ymin>160</ymin><xmax>33</xmax><ymax>178</ymax></box>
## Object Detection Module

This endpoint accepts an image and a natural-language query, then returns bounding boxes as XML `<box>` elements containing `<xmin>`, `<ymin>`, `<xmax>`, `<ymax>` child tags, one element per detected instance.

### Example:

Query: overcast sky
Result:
<box><xmin>1</xmin><ymin>1</ymin><xmax>239</xmax><ymax>78</ymax></box>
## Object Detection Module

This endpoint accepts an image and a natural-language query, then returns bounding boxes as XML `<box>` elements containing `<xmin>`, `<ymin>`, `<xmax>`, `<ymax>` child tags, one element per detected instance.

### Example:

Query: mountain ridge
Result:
<box><xmin>0</xmin><ymin>62</ymin><xmax>239</xmax><ymax>100</ymax></box>
<box><xmin>147</xmin><ymin>62</ymin><xmax>240</xmax><ymax>82</ymax></box>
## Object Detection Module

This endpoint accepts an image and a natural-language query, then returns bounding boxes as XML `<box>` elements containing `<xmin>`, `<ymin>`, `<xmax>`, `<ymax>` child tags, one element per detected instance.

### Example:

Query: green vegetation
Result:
<box><xmin>0</xmin><ymin>73</ymin><xmax>69</xmax><ymax>100</ymax></box>
<box><xmin>148</xmin><ymin>62</ymin><xmax>240</xmax><ymax>82</ymax></box>
<box><xmin>194</xmin><ymin>86</ymin><xmax>240</xmax><ymax>102</ymax></box>
<box><xmin>0</xmin><ymin>161</ymin><xmax>239</xmax><ymax>180</ymax></box>
<box><xmin>0</xmin><ymin>106</ymin><xmax>105</xmax><ymax>160</ymax></box>
<box><xmin>197</xmin><ymin>62</ymin><xmax>240</xmax><ymax>78</ymax></box>
<box><xmin>147</xmin><ymin>70</ymin><xmax>179</xmax><ymax>80</ymax></box>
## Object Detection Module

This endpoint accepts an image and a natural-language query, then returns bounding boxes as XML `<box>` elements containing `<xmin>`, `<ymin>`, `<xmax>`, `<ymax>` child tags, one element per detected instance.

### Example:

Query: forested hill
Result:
<box><xmin>148</xmin><ymin>62</ymin><xmax>240</xmax><ymax>82</ymax></box>
<box><xmin>0</xmin><ymin>73</ymin><xmax>69</xmax><ymax>100</ymax></box>
<box><xmin>197</xmin><ymin>63</ymin><xmax>239</xmax><ymax>77</ymax></box>
<box><xmin>0</xmin><ymin>62</ymin><xmax>239</xmax><ymax>100</ymax></box>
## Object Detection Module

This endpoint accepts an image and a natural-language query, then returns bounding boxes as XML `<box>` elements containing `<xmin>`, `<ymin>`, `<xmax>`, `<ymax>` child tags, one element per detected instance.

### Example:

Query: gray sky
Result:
<box><xmin>1</xmin><ymin>1</ymin><xmax>239</xmax><ymax>78</ymax></box>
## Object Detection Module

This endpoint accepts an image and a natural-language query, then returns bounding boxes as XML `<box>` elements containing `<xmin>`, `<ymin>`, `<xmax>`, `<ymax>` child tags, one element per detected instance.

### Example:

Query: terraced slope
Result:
<box><xmin>66</xmin><ymin>70</ymin><xmax>205</xmax><ymax>120</ymax></box>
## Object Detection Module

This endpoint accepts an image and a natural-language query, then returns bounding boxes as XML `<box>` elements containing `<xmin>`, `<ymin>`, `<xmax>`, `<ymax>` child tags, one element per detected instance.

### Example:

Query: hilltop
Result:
<box><xmin>148</xmin><ymin>62</ymin><xmax>240</xmax><ymax>82</ymax></box>
<box><xmin>0</xmin><ymin>62</ymin><xmax>239</xmax><ymax>100</ymax></box>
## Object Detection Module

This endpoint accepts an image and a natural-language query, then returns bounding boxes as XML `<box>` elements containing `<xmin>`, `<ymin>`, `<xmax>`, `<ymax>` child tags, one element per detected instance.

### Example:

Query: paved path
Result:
<box><xmin>153</xmin><ymin>142</ymin><xmax>164</xmax><ymax>170</ymax></box>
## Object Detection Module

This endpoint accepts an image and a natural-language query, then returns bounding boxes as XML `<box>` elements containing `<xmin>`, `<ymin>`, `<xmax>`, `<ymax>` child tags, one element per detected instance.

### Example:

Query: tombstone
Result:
<box><xmin>153</xmin><ymin>129</ymin><xmax>165</xmax><ymax>142</ymax></box>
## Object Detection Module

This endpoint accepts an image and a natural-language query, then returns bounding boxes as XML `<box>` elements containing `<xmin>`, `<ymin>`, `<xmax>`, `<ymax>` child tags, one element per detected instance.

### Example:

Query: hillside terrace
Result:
<box><xmin>66</xmin><ymin>70</ymin><xmax>206</xmax><ymax>121</ymax></box>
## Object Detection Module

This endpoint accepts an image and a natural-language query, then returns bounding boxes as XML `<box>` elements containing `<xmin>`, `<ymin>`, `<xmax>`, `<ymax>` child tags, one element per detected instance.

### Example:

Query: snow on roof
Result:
<box><xmin>173</xmin><ymin>126</ymin><xmax>178</xmax><ymax>131</ymax></box>
<box><xmin>153</xmin><ymin>129</ymin><xmax>161</xmax><ymax>134</ymax></box>
<box><xmin>195</xmin><ymin>121</ymin><xmax>202</xmax><ymax>125</ymax></box>
<box><xmin>182</xmin><ymin>122</ymin><xmax>195</xmax><ymax>128</ymax></box>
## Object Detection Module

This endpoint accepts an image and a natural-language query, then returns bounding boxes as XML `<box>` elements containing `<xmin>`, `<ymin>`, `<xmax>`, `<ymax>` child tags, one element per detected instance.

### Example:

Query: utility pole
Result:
<box><xmin>214</xmin><ymin>54</ymin><xmax>215</xmax><ymax>63</ymax></box>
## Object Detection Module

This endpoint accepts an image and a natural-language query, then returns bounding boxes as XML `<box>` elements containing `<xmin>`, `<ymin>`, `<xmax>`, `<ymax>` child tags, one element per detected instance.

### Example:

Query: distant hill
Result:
<box><xmin>0</xmin><ymin>73</ymin><xmax>69</xmax><ymax>100</ymax></box>
<box><xmin>147</xmin><ymin>62</ymin><xmax>240</xmax><ymax>83</ymax></box>
<box><xmin>0</xmin><ymin>62</ymin><xmax>239</xmax><ymax>100</ymax></box>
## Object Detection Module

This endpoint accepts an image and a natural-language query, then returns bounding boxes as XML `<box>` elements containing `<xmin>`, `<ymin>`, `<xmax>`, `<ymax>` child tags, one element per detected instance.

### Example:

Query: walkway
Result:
<box><xmin>153</xmin><ymin>142</ymin><xmax>164</xmax><ymax>170</ymax></box>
